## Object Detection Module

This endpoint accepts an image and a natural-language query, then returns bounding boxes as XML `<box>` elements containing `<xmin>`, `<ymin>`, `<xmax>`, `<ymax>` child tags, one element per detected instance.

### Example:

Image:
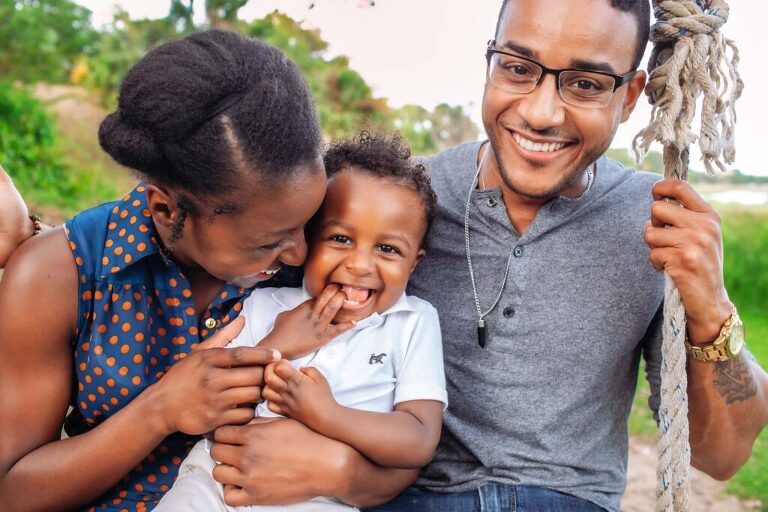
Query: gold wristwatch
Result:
<box><xmin>684</xmin><ymin>303</ymin><xmax>745</xmax><ymax>362</ymax></box>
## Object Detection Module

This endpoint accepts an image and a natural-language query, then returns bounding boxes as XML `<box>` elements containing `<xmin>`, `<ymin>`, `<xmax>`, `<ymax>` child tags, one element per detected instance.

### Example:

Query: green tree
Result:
<box><xmin>0</xmin><ymin>82</ymin><xmax>117</xmax><ymax>210</ymax></box>
<box><xmin>0</xmin><ymin>0</ymin><xmax>98</xmax><ymax>83</ymax></box>
<box><xmin>206</xmin><ymin>0</ymin><xmax>249</xmax><ymax>27</ymax></box>
<box><xmin>246</xmin><ymin>12</ymin><xmax>390</xmax><ymax>139</ymax></box>
<box><xmin>84</xmin><ymin>11</ymin><xmax>183</xmax><ymax>108</ymax></box>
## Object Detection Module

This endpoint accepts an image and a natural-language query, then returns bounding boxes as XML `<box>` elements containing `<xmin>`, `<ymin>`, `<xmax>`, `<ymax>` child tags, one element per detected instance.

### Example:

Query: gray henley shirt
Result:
<box><xmin>409</xmin><ymin>142</ymin><xmax>665</xmax><ymax>512</ymax></box>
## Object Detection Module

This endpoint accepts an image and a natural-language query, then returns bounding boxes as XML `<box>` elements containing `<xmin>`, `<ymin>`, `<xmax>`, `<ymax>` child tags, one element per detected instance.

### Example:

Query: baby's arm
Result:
<box><xmin>262</xmin><ymin>361</ymin><xmax>443</xmax><ymax>469</ymax></box>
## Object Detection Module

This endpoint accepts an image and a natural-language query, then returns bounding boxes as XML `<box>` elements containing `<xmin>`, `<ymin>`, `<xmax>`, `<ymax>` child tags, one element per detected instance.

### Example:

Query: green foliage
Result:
<box><xmin>206</xmin><ymin>0</ymin><xmax>249</xmax><ymax>26</ymax></box>
<box><xmin>392</xmin><ymin>103</ymin><xmax>479</xmax><ymax>155</ymax></box>
<box><xmin>246</xmin><ymin>12</ymin><xmax>390</xmax><ymax>139</ymax></box>
<box><xmin>0</xmin><ymin>0</ymin><xmax>98</xmax><ymax>83</ymax></box>
<box><xmin>721</xmin><ymin>206</ymin><xmax>768</xmax><ymax>312</ymax></box>
<box><xmin>1</xmin><ymin>1</ymin><xmax>480</xmax><ymax>153</ymax></box>
<box><xmin>0</xmin><ymin>82</ymin><xmax>67</xmax><ymax>199</ymax></box>
<box><xmin>83</xmin><ymin>11</ymin><xmax>186</xmax><ymax>109</ymax></box>
<box><xmin>0</xmin><ymin>83</ymin><xmax>117</xmax><ymax>213</ymax></box>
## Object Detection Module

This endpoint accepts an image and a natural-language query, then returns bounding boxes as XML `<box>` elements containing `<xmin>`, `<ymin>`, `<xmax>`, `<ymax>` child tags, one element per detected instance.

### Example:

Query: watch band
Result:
<box><xmin>684</xmin><ymin>304</ymin><xmax>738</xmax><ymax>362</ymax></box>
<box><xmin>684</xmin><ymin>340</ymin><xmax>731</xmax><ymax>362</ymax></box>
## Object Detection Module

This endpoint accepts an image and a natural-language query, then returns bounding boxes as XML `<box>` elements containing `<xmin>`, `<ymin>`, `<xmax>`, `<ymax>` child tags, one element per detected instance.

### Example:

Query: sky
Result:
<box><xmin>77</xmin><ymin>0</ymin><xmax>767</xmax><ymax>176</ymax></box>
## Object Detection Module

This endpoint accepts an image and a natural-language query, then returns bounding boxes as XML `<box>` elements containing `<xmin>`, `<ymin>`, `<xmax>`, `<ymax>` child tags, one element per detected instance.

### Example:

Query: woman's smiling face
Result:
<box><xmin>303</xmin><ymin>168</ymin><xmax>427</xmax><ymax>323</ymax></box>
<box><xmin>168</xmin><ymin>165</ymin><xmax>328</xmax><ymax>287</ymax></box>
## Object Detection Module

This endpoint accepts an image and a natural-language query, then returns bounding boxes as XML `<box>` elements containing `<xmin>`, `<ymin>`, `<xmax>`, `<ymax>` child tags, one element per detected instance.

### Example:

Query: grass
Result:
<box><xmin>628</xmin><ymin>205</ymin><xmax>768</xmax><ymax>509</ymax></box>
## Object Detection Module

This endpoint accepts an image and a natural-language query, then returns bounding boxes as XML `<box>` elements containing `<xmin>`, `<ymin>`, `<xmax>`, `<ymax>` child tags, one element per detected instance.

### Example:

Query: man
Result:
<box><xmin>1</xmin><ymin>1</ymin><xmax>767</xmax><ymax>511</ymax></box>
<box><xmin>369</xmin><ymin>0</ymin><xmax>768</xmax><ymax>510</ymax></box>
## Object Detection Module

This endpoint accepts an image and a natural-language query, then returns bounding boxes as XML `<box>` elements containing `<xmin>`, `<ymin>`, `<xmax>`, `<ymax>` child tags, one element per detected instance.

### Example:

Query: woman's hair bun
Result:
<box><xmin>98</xmin><ymin>111</ymin><xmax>166</xmax><ymax>174</ymax></box>
<box><xmin>97</xmin><ymin>29</ymin><xmax>321</xmax><ymax>193</ymax></box>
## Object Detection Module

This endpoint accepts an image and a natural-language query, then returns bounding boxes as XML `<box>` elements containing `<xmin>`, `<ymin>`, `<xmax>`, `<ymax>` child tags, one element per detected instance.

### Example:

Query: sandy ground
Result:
<box><xmin>623</xmin><ymin>438</ymin><xmax>761</xmax><ymax>511</ymax></box>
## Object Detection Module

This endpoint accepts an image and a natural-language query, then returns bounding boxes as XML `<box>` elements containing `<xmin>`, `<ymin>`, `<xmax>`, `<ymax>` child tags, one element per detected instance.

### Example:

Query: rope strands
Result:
<box><xmin>633</xmin><ymin>1</ymin><xmax>743</xmax><ymax>511</ymax></box>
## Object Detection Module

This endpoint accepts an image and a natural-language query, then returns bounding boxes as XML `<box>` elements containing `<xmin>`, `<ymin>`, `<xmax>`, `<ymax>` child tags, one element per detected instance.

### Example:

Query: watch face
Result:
<box><xmin>728</xmin><ymin>322</ymin><xmax>746</xmax><ymax>357</ymax></box>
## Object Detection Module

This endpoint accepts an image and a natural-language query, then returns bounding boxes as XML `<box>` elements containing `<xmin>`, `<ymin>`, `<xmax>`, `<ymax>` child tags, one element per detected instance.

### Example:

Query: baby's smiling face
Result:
<box><xmin>304</xmin><ymin>168</ymin><xmax>427</xmax><ymax>323</ymax></box>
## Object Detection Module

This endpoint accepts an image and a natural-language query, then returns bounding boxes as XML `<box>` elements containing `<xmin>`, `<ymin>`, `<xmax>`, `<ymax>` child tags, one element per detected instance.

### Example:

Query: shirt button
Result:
<box><xmin>487</xmin><ymin>197</ymin><xmax>498</xmax><ymax>207</ymax></box>
<box><xmin>503</xmin><ymin>306</ymin><xmax>515</xmax><ymax>318</ymax></box>
<box><xmin>204</xmin><ymin>318</ymin><xmax>217</xmax><ymax>329</ymax></box>
<box><xmin>513</xmin><ymin>246</ymin><xmax>524</xmax><ymax>258</ymax></box>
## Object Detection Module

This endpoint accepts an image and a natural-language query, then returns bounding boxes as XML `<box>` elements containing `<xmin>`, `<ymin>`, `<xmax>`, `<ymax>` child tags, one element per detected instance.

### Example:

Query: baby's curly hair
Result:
<box><xmin>323</xmin><ymin>131</ymin><xmax>437</xmax><ymax>248</ymax></box>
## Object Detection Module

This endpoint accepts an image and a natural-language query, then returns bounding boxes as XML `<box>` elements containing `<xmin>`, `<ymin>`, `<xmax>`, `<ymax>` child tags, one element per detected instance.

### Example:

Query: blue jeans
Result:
<box><xmin>366</xmin><ymin>484</ymin><xmax>606</xmax><ymax>512</ymax></box>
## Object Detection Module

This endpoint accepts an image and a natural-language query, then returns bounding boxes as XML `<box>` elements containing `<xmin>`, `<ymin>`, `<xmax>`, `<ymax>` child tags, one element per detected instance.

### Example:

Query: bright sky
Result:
<box><xmin>78</xmin><ymin>0</ymin><xmax>767</xmax><ymax>176</ymax></box>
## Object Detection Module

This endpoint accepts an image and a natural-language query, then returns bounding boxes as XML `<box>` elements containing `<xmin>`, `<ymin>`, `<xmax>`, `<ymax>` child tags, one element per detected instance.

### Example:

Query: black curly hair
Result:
<box><xmin>98</xmin><ymin>29</ymin><xmax>323</xmax><ymax>242</ymax></box>
<box><xmin>322</xmin><ymin>132</ymin><xmax>437</xmax><ymax>248</ymax></box>
<box><xmin>495</xmin><ymin>0</ymin><xmax>650</xmax><ymax>70</ymax></box>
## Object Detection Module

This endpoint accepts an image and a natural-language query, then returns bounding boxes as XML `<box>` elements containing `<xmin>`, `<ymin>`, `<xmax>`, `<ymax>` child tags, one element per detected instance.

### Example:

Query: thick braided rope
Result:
<box><xmin>632</xmin><ymin>1</ymin><xmax>742</xmax><ymax>511</ymax></box>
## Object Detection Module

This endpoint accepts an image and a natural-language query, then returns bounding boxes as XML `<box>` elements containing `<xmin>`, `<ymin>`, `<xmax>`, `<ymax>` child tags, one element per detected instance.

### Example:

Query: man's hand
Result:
<box><xmin>644</xmin><ymin>179</ymin><xmax>732</xmax><ymax>343</ymax></box>
<box><xmin>0</xmin><ymin>163</ymin><xmax>33</xmax><ymax>268</ymax></box>
<box><xmin>259</xmin><ymin>284</ymin><xmax>355</xmax><ymax>359</ymax></box>
<box><xmin>262</xmin><ymin>360</ymin><xmax>337</xmax><ymax>429</ymax></box>
<box><xmin>210</xmin><ymin>418</ymin><xmax>354</xmax><ymax>507</ymax></box>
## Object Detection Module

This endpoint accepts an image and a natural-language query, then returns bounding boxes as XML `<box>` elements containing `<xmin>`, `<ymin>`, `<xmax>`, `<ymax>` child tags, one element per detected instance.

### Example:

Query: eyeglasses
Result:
<box><xmin>485</xmin><ymin>41</ymin><xmax>636</xmax><ymax>108</ymax></box>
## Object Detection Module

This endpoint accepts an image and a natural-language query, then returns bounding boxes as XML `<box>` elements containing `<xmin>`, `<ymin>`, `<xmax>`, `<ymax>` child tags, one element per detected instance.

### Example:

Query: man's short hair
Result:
<box><xmin>494</xmin><ymin>0</ymin><xmax>651</xmax><ymax>70</ymax></box>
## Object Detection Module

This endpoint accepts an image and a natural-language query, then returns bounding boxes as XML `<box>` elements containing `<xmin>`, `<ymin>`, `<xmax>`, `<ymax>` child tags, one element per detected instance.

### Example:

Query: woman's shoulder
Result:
<box><xmin>65</xmin><ymin>199</ymin><xmax>121</xmax><ymax>248</ymax></box>
<box><xmin>0</xmin><ymin>227</ymin><xmax>79</xmax><ymax>334</ymax></box>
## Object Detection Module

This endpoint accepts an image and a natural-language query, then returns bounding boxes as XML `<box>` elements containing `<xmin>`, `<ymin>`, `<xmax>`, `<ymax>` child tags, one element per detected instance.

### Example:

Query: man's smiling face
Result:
<box><xmin>482</xmin><ymin>0</ymin><xmax>646</xmax><ymax>201</ymax></box>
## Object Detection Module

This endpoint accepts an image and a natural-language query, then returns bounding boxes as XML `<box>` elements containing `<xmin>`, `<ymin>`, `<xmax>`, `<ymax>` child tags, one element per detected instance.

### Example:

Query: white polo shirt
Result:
<box><xmin>229</xmin><ymin>284</ymin><xmax>447</xmax><ymax>417</ymax></box>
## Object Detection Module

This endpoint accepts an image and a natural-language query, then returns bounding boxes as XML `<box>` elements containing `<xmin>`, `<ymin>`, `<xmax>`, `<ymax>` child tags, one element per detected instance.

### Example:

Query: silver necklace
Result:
<box><xmin>464</xmin><ymin>150</ymin><xmax>596</xmax><ymax>348</ymax></box>
<box><xmin>464</xmin><ymin>145</ymin><xmax>514</xmax><ymax>348</ymax></box>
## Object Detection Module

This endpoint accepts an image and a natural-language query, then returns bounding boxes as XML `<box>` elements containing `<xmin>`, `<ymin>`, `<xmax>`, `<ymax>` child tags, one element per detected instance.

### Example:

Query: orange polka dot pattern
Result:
<box><xmin>64</xmin><ymin>185</ymin><xmax>254</xmax><ymax>511</ymax></box>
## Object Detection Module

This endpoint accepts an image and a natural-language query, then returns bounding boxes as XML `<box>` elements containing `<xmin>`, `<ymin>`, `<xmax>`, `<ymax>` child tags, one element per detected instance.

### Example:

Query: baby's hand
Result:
<box><xmin>262</xmin><ymin>360</ymin><xmax>336</xmax><ymax>429</ymax></box>
<box><xmin>260</xmin><ymin>284</ymin><xmax>355</xmax><ymax>359</ymax></box>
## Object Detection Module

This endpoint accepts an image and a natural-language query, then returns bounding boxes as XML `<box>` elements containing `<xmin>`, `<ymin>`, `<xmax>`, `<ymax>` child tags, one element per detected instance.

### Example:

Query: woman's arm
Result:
<box><xmin>0</xmin><ymin>228</ymin><xmax>278</xmax><ymax>511</ymax></box>
<box><xmin>0</xmin><ymin>229</ymin><xmax>172</xmax><ymax>511</ymax></box>
<box><xmin>262</xmin><ymin>362</ymin><xmax>443</xmax><ymax>468</ymax></box>
<box><xmin>0</xmin><ymin>164</ymin><xmax>34</xmax><ymax>268</ymax></box>
<box><xmin>210</xmin><ymin>418</ymin><xmax>420</xmax><ymax>508</ymax></box>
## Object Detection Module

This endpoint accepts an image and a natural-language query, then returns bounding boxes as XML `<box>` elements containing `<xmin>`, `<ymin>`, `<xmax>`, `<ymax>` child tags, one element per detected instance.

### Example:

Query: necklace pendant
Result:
<box><xmin>478</xmin><ymin>318</ymin><xmax>487</xmax><ymax>348</ymax></box>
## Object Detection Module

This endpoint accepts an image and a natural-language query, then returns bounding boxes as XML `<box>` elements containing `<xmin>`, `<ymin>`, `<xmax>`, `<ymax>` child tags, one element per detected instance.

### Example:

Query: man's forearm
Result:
<box><xmin>336</xmin><ymin>457</ymin><xmax>418</xmax><ymax>509</ymax></box>
<box><xmin>687</xmin><ymin>348</ymin><xmax>768</xmax><ymax>479</ymax></box>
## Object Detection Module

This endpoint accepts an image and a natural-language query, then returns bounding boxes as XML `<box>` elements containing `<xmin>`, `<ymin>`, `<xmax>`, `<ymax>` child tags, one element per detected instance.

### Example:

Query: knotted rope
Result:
<box><xmin>632</xmin><ymin>1</ymin><xmax>742</xmax><ymax>511</ymax></box>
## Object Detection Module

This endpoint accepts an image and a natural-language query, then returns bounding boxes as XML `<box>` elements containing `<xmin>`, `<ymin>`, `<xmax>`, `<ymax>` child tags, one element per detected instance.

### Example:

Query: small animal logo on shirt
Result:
<box><xmin>369</xmin><ymin>353</ymin><xmax>387</xmax><ymax>365</ymax></box>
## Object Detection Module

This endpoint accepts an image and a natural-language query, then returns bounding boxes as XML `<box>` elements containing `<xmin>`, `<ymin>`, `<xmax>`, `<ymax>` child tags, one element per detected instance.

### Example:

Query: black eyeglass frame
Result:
<box><xmin>485</xmin><ymin>40</ymin><xmax>637</xmax><ymax>95</ymax></box>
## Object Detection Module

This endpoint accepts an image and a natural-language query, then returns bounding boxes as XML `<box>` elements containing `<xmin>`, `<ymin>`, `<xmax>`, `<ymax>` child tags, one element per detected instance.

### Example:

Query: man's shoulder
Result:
<box><xmin>592</xmin><ymin>155</ymin><xmax>661</xmax><ymax>212</ymax></box>
<box><xmin>418</xmin><ymin>142</ymin><xmax>482</xmax><ymax>207</ymax></box>
<box><xmin>421</xmin><ymin>142</ymin><xmax>481</xmax><ymax>178</ymax></box>
<box><xmin>598</xmin><ymin>155</ymin><xmax>660</xmax><ymax>192</ymax></box>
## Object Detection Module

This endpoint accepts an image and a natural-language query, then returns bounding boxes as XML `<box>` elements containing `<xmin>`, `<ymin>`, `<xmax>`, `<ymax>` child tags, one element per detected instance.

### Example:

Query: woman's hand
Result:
<box><xmin>0</xmin><ymin>164</ymin><xmax>33</xmax><ymax>268</ymax></box>
<box><xmin>146</xmin><ymin>317</ymin><xmax>281</xmax><ymax>436</ymax></box>
<box><xmin>259</xmin><ymin>284</ymin><xmax>355</xmax><ymax>359</ymax></box>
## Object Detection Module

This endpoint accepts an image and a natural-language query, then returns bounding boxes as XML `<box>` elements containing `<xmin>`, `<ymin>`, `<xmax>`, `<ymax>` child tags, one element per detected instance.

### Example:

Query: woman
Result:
<box><xmin>0</xmin><ymin>30</ymin><xmax>414</xmax><ymax>511</ymax></box>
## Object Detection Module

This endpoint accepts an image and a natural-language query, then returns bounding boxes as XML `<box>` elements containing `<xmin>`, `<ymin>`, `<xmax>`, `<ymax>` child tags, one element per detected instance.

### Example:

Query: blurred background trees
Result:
<box><xmin>0</xmin><ymin>0</ymin><xmax>479</xmax><ymax>212</ymax></box>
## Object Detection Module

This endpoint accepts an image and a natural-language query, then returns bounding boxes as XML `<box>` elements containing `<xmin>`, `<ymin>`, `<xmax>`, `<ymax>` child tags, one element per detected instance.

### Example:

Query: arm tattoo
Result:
<box><xmin>714</xmin><ymin>352</ymin><xmax>758</xmax><ymax>404</ymax></box>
